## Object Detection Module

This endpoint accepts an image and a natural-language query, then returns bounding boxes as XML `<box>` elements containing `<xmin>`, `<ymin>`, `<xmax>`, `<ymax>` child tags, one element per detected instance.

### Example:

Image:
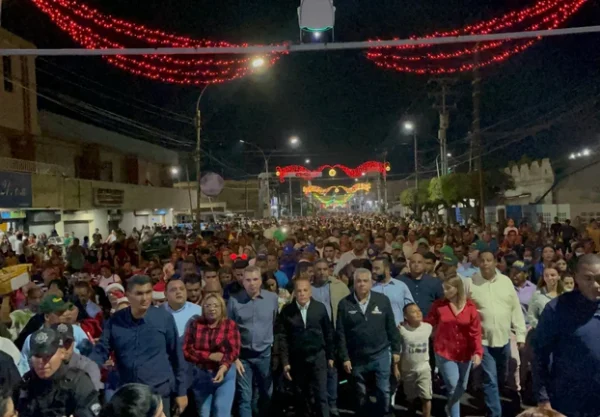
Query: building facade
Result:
<box><xmin>0</xmin><ymin>29</ymin><xmax>196</xmax><ymax>238</ymax></box>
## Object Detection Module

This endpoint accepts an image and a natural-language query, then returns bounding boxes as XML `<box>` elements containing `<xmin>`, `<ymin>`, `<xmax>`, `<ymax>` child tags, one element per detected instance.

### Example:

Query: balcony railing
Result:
<box><xmin>0</xmin><ymin>156</ymin><xmax>75</xmax><ymax>177</ymax></box>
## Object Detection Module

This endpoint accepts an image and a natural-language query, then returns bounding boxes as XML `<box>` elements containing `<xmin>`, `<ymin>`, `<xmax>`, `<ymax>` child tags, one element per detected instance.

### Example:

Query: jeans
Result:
<box><xmin>291</xmin><ymin>351</ymin><xmax>329</xmax><ymax>417</ymax></box>
<box><xmin>350</xmin><ymin>349</ymin><xmax>391</xmax><ymax>417</ymax></box>
<box><xmin>482</xmin><ymin>343</ymin><xmax>511</xmax><ymax>417</ymax></box>
<box><xmin>192</xmin><ymin>366</ymin><xmax>236</xmax><ymax>417</ymax></box>
<box><xmin>236</xmin><ymin>349</ymin><xmax>273</xmax><ymax>417</ymax></box>
<box><xmin>327</xmin><ymin>366</ymin><xmax>339</xmax><ymax>415</ymax></box>
<box><xmin>435</xmin><ymin>354</ymin><xmax>472</xmax><ymax>417</ymax></box>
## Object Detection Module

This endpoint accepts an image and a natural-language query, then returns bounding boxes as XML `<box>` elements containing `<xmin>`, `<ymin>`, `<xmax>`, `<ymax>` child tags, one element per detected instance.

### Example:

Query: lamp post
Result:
<box><xmin>240</xmin><ymin>140</ymin><xmax>270</xmax><ymax>218</ymax></box>
<box><xmin>288</xmin><ymin>136</ymin><xmax>300</xmax><ymax>217</ymax></box>
<box><xmin>435</xmin><ymin>153</ymin><xmax>452</xmax><ymax>178</ymax></box>
<box><xmin>403</xmin><ymin>121</ymin><xmax>419</xmax><ymax>215</ymax></box>
<box><xmin>194</xmin><ymin>57</ymin><xmax>267</xmax><ymax>224</ymax></box>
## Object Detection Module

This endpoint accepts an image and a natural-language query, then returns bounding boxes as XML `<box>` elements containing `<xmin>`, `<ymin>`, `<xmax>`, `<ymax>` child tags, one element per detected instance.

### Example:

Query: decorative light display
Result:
<box><xmin>30</xmin><ymin>0</ymin><xmax>280</xmax><ymax>84</ymax></box>
<box><xmin>366</xmin><ymin>0</ymin><xmax>588</xmax><ymax>74</ymax></box>
<box><xmin>303</xmin><ymin>183</ymin><xmax>372</xmax><ymax>195</ymax></box>
<box><xmin>313</xmin><ymin>193</ymin><xmax>354</xmax><ymax>208</ymax></box>
<box><xmin>275</xmin><ymin>161</ymin><xmax>390</xmax><ymax>183</ymax></box>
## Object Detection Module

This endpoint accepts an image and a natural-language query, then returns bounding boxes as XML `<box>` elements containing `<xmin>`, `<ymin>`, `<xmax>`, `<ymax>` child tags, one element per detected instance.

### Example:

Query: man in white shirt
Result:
<box><xmin>468</xmin><ymin>251</ymin><xmax>526</xmax><ymax>417</ymax></box>
<box><xmin>402</xmin><ymin>231</ymin><xmax>419</xmax><ymax>260</ymax></box>
<box><xmin>13</xmin><ymin>233</ymin><xmax>24</xmax><ymax>257</ymax></box>
<box><xmin>333</xmin><ymin>234</ymin><xmax>368</xmax><ymax>275</ymax></box>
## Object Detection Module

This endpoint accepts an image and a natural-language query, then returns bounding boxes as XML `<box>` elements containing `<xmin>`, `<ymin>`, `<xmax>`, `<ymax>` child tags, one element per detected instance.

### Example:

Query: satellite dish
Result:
<box><xmin>200</xmin><ymin>172</ymin><xmax>225</xmax><ymax>197</ymax></box>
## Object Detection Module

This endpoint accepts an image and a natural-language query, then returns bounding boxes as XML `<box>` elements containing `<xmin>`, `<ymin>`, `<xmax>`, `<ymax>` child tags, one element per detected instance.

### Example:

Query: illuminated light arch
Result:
<box><xmin>313</xmin><ymin>193</ymin><xmax>354</xmax><ymax>207</ymax></box>
<box><xmin>275</xmin><ymin>161</ymin><xmax>390</xmax><ymax>183</ymax></box>
<box><xmin>302</xmin><ymin>183</ymin><xmax>372</xmax><ymax>195</ymax></box>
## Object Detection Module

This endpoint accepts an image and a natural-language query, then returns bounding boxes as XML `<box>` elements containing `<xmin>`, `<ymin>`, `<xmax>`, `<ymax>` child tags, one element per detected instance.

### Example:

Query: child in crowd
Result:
<box><xmin>398</xmin><ymin>303</ymin><xmax>433</xmax><ymax>417</ymax></box>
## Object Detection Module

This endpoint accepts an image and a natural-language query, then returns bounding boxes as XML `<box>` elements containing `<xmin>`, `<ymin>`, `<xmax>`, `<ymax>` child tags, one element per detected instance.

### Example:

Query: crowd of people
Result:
<box><xmin>0</xmin><ymin>213</ymin><xmax>598</xmax><ymax>417</ymax></box>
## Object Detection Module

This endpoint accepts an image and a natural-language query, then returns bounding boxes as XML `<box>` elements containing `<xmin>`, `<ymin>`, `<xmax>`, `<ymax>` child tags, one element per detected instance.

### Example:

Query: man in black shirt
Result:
<box><xmin>276</xmin><ymin>277</ymin><xmax>334</xmax><ymax>417</ymax></box>
<box><xmin>336</xmin><ymin>268</ymin><xmax>401</xmax><ymax>417</ymax></box>
<box><xmin>17</xmin><ymin>328</ymin><xmax>100</xmax><ymax>417</ymax></box>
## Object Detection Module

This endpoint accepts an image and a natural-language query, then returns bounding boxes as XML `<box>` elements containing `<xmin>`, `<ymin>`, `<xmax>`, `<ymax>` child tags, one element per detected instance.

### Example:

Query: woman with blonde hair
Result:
<box><xmin>183</xmin><ymin>293</ymin><xmax>241</xmax><ymax>417</ymax></box>
<box><xmin>425</xmin><ymin>276</ymin><xmax>483</xmax><ymax>417</ymax></box>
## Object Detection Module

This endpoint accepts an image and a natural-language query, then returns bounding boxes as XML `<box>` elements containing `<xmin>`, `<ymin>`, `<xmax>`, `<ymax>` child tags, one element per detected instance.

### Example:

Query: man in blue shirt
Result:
<box><xmin>90</xmin><ymin>275</ymin><xmax>187</xmax><ymax>417</ymax></box>
<box><xmin>227</xmin><ymin>266</ymin><xmax>279</xmax><ymax>417</ymax></box>
<box><xmin>163</xmin><ymin>278</ymin><xmax>202</xmax><ymax>339</ymax></box>
<box><xmin>372</xmin><ymin>257</ymin><xmax>415</xmax><ymax>326</ymax></box>
<box><xmin>533</xmin><ymin>254</ymin><xmax>600</xmax><ymax>417</ymax></box>
<box><xmin>399</xmin><ymin>253</ymin><xmax>444</xmax><ymax>317</ymax></box>
<box><xmin>267</xmin><ymin>252</ymin><xmax>289</xmax><ymax>288</ymax></box>
<box><xmin>457</xmin><ymin>240</ymin><xmax>487</xmax><ymax>278</ymax></box>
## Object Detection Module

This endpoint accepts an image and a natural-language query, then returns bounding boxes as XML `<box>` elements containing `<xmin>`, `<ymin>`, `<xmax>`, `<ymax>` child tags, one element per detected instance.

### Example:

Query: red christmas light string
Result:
<box><xmin>31</xmin><ymin>0</ymin><xmax>273</xmax><ymax>84</ymax></box>
<box><xmin>367</xmin><ymin>0</ymin><xmax>581</xmax><ymax>63</ymax></box>
<box><xmin>366</xmin><ymin>0</ymin><xmax>586</xmax><ymax>74</ymax></box>
<box><xmin>275</xmin><ymin>162</ymin><xmax>391</xmax><ymax>183</ymax></box>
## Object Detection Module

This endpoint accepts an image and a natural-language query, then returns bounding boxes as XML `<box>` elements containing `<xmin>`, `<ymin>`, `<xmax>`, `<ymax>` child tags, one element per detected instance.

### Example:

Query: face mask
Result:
<box><xmin>374</xmin><ymin>273</ymin><xmax>386</xmax><ymax>282</ymax></box>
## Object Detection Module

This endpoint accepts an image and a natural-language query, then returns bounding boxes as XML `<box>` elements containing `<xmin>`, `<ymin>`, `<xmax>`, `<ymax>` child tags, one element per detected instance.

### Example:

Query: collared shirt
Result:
<box><xmin>163</xmin><ymin>301</ymin><xmax>202</xmax><ymax>339</ymax></box>
<box><xmin>514</xmin><ymin>280</ymin><xmax>536</xmax><ymax>322</ymax></box>
<box><xmin>458</xmin><ymin>263</ymin><xmax>479</xmax><ymax>278</ymax></box>
<box><xmin>372</xmin><ymin>278</ymin><xmax>415</xmax><ymax>325</ymax></box>
<box><xmin>83</xmin><ymin>301</ymin><xmax>102</xmax><ymax>320</ymax></box>
<box><xmin>398</xmin><ymin>274</ymin><xmax>444</xmax><ymax>317</ymax></box>
<box><xmin>296</xmin><ymin>300</ymin><xmax>310</xmax><ymax>326</ymax></box>
<box><xmin>469</xmin><ymin>272</ymin><xmax>527</xmax><ymax>347</ymax></box>
<box><xmin>333</xmin><ymin>250</ymin><xmax>368</xmax><ymax>275</ymax></box>
<box><xmin>354</xmin><ymin>292</ymin><xmax>371</xmax><ymax>315</ymax></box>
<box><xmin>183</xmin><ymin>316</ymin><xmax>241</xmax><ymax>371</ymax></box>
<box><xmin>227</xmin><ymin>289</ymin><xmax>279</xmax><ymax>354</ymax></box>
<box><xmin>90</xmin><ymin>306</ymin><xmax>186</xmax><ymax>397</ymax></box>
<box><xmin>311</xmin><ymin>282</ymin><xmax>332</xmax><ymax>320</ymax></box>
<box><xmin>19</xmin><ymin>324</ymin><xmax>90</xmax><ymax>375</ymax></box>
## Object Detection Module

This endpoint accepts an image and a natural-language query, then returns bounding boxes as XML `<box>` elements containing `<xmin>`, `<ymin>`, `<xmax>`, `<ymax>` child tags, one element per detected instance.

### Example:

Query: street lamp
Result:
<box><xmin>403</xmin><ymin>121</ymin><xmax>415</xmax><ymax>132</ymax></box>
<box><xmin>403</xmin><ymin>120</ymin><xmax>418</xmax><ymax>194</ymax></box>
<box><xmin>305</xmin><ymin>159</ymin><xmax>311</xmax><ymax>164</ymax></box>
<box><xmin>570</xmin><ymin>148</ymin><xmax>592</xmax><ymax>159</ymax></box>
<box><xmin>290</xmin><ymin>136</ymin><xmax>300</xmax><ymax>146</ymax></box>
<box><xmin>251</xmin><ymin>57</ymin><xmax>266</xmax><ymax>68</ymax></box>
<box><xmin>170</xmin><ymin>167</ymin><xmax>179</xmax><ymax>176</ymax></box>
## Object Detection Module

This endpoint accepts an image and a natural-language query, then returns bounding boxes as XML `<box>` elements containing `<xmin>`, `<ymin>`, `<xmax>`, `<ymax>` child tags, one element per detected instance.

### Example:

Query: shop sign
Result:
<box><xmin>0</xmin><ymin>172</ymin><xmax>32</xmax><ymax>208</ymax></box>
<box><xmin>93</xmin><ymin>188</ymin><xmax>125</xmax><ymax>207</ymax></box>
<box><xmin>0</xmin><ymin>210</ymin><xmax>26</xmax><ymax>219</ymax></box>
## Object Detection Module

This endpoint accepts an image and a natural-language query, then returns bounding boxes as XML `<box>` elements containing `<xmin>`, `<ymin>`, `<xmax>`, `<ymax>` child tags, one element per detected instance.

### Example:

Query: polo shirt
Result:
<box><xmin>163</xmin><ymin>301</ymin><xmax>202</xmax><ymax>339</ymax></box>
<box><xmin>398</xmin><ymin>274</ymin><xmax>443</xmax><ymax>317</ymax></box>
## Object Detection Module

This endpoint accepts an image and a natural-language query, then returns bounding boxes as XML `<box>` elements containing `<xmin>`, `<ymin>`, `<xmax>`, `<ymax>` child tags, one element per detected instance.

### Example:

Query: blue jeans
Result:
<box><xmin>327</xmin><ymin>366</ymin><xmax>339</xmax><ymax>415</ymax></box>
<box><xmin>436</xmin><ymin>354</ymin><xmax>472</xmax><ymax>417</ymax></box>
<box><xmin>192</xmin><ymin>366</ymin><xmax>236</xmax><ymax>417</ymax></box>
<box><xmin>236</xmin><ymin>349</ymin><xmax>273</xmax><ymax>417</ymax></box>
<box><xmin>350</xmin><ymin>349</ymin><xmax>391</xmax><ymax>417</ymax></box>
<box><xmin>482</xmin><ymin>343</ymin><xmax>510</xmax><ymax>417</ymax></box>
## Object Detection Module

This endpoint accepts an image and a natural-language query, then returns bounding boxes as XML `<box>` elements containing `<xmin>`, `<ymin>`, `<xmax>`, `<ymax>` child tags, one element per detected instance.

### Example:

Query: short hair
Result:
<box><xmin>423</xmin><ymin>252</ymin><xmax>437</xmax><ymax>262</ymax></box>
<box><xmin>99</xmin><ymin>383</ymin><xmax>162</xmax><ymax>417</ymax></box>
<box><xmin>324</xmin><ymin>242</ymin><xmax>337</xmax><ymax>250</ymax></box>
<box><xmin>203</xmin><ymin>280</ymin><xmax>222</xmax><ymax>295</ymax></box>
<box><xmin>166</xmin><ymin>277</ymin><xmax>184</xmax><ymax>290</ymax></box>
<box><xmin>314</xmin><ymin>258</ymin><xmax>329</xmax><ymax>267</ymax></box>
<box><xmin>244</xmin><ymin>265</ymin><xmax>262</xmax><ymax>277</ymax></box>
<box><xmin>218</xmin><ymin>266</ymin><xmax>233</xmax><ymax>276</ymax></box>
<box><xmin>126</xmin><ymin>275</ymin><xmax>151</xmax><ymax>291</ymax></box>
<box><xmin>403</xmin><ymin>302</ymin><xmax>418</xmax><ymax>314</ymax></box>
<box><xmin>233</xmin><ymin>260</ymin><xmax>249</xmax><ymax>270</ymax></box>
<box><xmin>201</xmin><ymin>293</ymin><xmax>227</xmax><ymax>323</ymax></box>
<box><xmin>73</xmin><ymin>281</ymin><xmax>92</xmax><ymax>291</ymax></box>
<box><xmin>478</xmin><ymin>249</ymin><xmax>495</xmax><ymax>259</ymax></box>
<box><xmin>294</xmin><ymin>275</ymin><xmax>311</xmax><ymax>288</ymax></box>
<box><xmin>183</xmin><ymin>273</ymin><xmax>202</xmax><ymax>286</ymax></box>
<box><xmin>201</xmin><ymin>265</ymin><xmax>218</xmax><ymax>275</ymax></box>
<box><xmin>575</xmin><ymin>254</ymin><xmax>600</xmax><ymax>274</ymax></box>
<box><xmin>373</xmin><ymin>256</ymin><xmax>390</xmax><ymax>269</ymax></box>
<box><xmin>353</xmin><ymin>267</ymin><xmax>372</xmax><ymax>281</ymax></box>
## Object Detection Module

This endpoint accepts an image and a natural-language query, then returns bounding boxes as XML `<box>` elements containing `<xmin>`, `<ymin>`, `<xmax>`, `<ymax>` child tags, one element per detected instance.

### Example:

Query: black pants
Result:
<box><xmin>291</xmin><ymin>351</ymin><xmax>330</xmax><ymax>417</ymax></box>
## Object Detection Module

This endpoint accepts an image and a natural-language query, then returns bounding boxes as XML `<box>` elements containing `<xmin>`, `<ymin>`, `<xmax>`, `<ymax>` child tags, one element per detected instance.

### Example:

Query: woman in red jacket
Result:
<box><xmin>425</xmin><ymin>276</ymin><xmax>483</xmax><ymax>417</ymax></box>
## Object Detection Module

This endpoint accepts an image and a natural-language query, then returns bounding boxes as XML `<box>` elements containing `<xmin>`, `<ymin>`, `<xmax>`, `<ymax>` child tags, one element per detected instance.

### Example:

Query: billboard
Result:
<box><xmin>0</xmin><ymin>172</ymin><xmax>32</xmax><ymax>208</ymax></box>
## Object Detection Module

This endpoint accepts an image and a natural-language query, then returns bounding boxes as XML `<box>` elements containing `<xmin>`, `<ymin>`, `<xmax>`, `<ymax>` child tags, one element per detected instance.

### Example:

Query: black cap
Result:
<box><xmin>30</xmin><ymin>328</ymin><xmax>63</xmax><ymax>357</ymax></box>
<box><xmin>52</xmin><ymin>323</ymin><xmax>75</xmax><ymax>343</ymax></box>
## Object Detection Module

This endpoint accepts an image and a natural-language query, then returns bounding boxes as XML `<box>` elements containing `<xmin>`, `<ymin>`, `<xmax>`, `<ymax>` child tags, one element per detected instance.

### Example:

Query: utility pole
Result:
<box><xmin>289</xmin><ymin>178</ymin><xmax>293</xmax><ymax>217</ymax></box>
<box><xmin>185</xmin><ymin>164</ymin><xmax>194</xmax><ymax>219</ymax></box>
<box><xmin>413</xmin><ymin>129</ymin><xmax>419</xmax><ymax>217</ymax></box>
<box><xmin>194</xmin><ymin>85</ymin><xmax>209</xmax><ymax>225</ymax></box>
<box><xmin>429</xmin><ymin>79</ymin><xmax>456</xmax><ymax>176</ymax></box>
<box><xmin>383</xmin><ymin>150</ymin><xmax>388</xmax><ymax>212</ymax></box>
<box><xmin>376</xmin><ymin>173</ymin><xmax>382</xmax><ymax>213</ymax></box>
<box><xmin>472</xmin><ymin>47</ymin><xmax>485</xmax><ymax>226</ymax></box>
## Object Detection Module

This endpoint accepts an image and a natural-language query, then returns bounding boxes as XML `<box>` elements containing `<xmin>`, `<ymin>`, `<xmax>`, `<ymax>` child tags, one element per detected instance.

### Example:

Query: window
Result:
<box><xmin>2</xmin><ymin>56</ymin><xmax>13</xmax><ymax>92</ymax></box>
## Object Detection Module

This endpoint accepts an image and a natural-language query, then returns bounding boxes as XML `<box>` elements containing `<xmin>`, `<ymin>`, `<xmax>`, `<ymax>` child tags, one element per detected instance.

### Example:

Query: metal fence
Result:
<box><xmin>0</xmin><ymin>156</ymin><xmax>74</xmax><ymax>177</ymax></box>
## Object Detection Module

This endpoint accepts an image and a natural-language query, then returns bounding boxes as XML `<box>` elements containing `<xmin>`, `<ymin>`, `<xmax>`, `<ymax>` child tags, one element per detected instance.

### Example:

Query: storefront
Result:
<box><xmin>0</xmin><ymin>210</ymin><xmax>27</xmax><ymax>232</ymax></box>
<box><xmin>26</xmin><ymin>211</ymin><xmax>61</xmax><ymax>236</ymax></box>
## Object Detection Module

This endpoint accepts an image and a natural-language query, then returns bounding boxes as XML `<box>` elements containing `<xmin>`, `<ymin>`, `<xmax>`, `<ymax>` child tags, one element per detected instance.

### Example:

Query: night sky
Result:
<box><xmin>4</xmin><ymin>0</ymin><xmax>600</xmax><ymax>185</ymax></box>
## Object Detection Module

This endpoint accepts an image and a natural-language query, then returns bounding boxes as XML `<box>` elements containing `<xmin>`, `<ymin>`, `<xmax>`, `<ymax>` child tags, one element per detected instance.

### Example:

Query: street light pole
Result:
<box><xmin>240</xmin><ymin>140</ymin><xmax>270</xmax><ymax>218</ymax></box>
<box><xmin>195</xmin><ymin>84</ymin><xmax>209</xmax><ymax>225</ymax></box>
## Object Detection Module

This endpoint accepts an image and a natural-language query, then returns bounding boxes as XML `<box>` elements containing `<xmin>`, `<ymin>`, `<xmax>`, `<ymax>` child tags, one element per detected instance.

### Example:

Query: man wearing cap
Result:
<box><xmin>458</xmin><ymin>240</ymin><xmax>487</xmax><ymax>278</ymax></box>
<box><xmin>19</xmin><ymin>295</ymin><xmax>91</xmax><ymax>375</ymax></box>
<box><xmin>438</xmin><ymin>253</ymin><xmax>471</xmax><ymax>293</ymax></box>
<box><xmin>17</xmin><ymin>327</ymin><xmax>101</xmax><ymax>417</ymax></box>
<box><xmin>54</xmin><ymin>323</ymin><xmax>103</xmax><ymax>391</ymax></box>
<box><xmin>333</xmin><ymin>234</ymin><xmax>368</xmax><ymax>276</ymax></box>
<box><xmin>391</xmin><ymin>242</ymin><xmax>403</xmax><ymax>262</ymax></box>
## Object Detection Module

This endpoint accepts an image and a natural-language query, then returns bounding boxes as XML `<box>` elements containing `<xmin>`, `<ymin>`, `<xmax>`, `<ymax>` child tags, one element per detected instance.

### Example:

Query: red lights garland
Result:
<box><xmin>30</xmin><ymin>0</ymin><xmax>280</xmax><ymax>85</ymax></box>
<box><xmin>275</xmin><ymin>162</ymin><xmax>390</xmax><ymax>183</ymax></box>
<box><xmin>366</xmin><ymin>0</ymin><xmax>588</xmax><ymax>74</ymax></box>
